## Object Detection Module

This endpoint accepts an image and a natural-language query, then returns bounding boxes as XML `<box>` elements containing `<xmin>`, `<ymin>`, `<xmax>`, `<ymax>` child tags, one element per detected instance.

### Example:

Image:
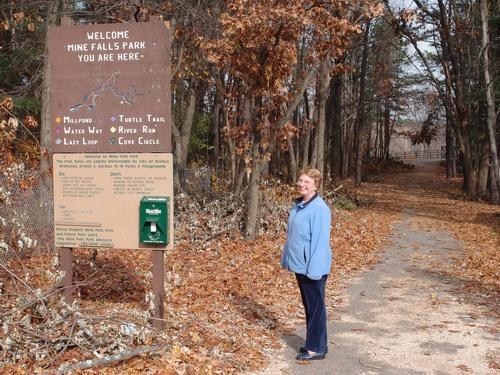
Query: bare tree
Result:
<box><xmin>480</xmin><ymin>0</ymin><xmax>500</xmax><ymax>203</ymax></box>
<box><xmin>354</xmin><ymin>20</ymin><xmax>370</xmax><ymax>187</ymax></box>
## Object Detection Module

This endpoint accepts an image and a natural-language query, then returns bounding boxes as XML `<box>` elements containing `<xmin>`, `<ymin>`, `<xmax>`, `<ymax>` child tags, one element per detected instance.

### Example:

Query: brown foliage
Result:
<box><xmin>0</xmin><ymin>97</ymin><xmax>40</xmax><ymax>171</ymax></box>
<box><xmin>352</xmin><ymin>162</ymin><xmax>500</xmax><ymax>292</ymax></box>
<box><xmin>0</xmin><ymin>182</ymin><xmax>393</xmax><ymax>373</ymax></box>
<box><xmin>205</xmin><ymin>0</ymin><xmax>382</xmax><ymax>160</ymax></box>
<box><xmin>2</xmin><ymin>162</ymin><xmax>498</xmax><ymax>372</ymax></box>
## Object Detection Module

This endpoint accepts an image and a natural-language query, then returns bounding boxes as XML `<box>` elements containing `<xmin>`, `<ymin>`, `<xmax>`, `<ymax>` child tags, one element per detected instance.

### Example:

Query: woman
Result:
<box><xmin>281</xmin><ymin>167</ymin><xmax>332</xmax><ymax>361</ymax></box>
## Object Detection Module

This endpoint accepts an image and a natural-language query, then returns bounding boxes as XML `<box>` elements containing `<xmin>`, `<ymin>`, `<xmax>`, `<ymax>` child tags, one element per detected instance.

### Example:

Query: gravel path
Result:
<box><xmin>261</xmin><ymin>162</ymin><xmax>500</xmax><ymax>375</ymax></box>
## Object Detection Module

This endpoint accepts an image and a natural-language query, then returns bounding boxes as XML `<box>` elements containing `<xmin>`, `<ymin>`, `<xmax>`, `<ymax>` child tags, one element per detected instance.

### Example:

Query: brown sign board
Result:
<box><xmin>53</xmin><ymin>153</ymin><xmax>174</xmax><ymax>250</ymax></box>
<box><xmin>48</xmin><ymin>22</ymin><xmax>171</xmax><ymax>153</ymax></box>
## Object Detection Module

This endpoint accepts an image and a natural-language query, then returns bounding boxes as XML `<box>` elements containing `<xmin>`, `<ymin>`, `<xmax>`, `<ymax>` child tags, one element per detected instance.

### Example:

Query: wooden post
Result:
<box><xmin>151</xmin><ymin>250</ymin><xmax>164</xmax><ymax>329</ymax></box>
<box><xmin>59</xmin><ymin>247</ymin><xmax>74</xmax><ymax>303</ymax></box>
<box><xmin>61</xmin><ymin>16</ymin><xmax>72</xmax><ymax>26</ymax></box>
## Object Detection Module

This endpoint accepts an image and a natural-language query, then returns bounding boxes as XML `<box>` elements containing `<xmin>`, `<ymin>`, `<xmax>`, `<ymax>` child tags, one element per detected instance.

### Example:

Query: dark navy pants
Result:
<box><xmin>295</xmin><ymin>273</ymin><xmax>328</xmax><ymax>353</ymax></box>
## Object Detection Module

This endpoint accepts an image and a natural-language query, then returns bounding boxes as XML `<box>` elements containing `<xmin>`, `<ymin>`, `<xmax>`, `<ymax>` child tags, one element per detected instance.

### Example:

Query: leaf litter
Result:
<box><xmin>1</xmin><ymin>161</ymin><xmax>498</xmax><ymax>373</ymax></box>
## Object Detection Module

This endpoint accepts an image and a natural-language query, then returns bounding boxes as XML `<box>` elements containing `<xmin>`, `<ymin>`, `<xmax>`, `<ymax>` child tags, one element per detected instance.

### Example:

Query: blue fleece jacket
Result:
<box><xmin>281</xmin><ymin>194</ymin><xmax>332</xmax><ymax>280</ymax></box>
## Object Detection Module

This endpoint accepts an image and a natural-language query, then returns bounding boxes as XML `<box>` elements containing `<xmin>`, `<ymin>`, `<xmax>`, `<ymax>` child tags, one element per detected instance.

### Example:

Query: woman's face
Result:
<box><xmin>297</xmin><ymin>174</ymin><xmax>317</xmax><ymax>199</ymax></box>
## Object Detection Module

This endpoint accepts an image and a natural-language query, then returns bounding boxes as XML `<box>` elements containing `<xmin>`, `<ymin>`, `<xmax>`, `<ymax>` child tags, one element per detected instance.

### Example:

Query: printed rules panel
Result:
<box><xmin>53</xmin><ymin>153</ymin><xmax>174</xmax><ymax>250</ymax></box>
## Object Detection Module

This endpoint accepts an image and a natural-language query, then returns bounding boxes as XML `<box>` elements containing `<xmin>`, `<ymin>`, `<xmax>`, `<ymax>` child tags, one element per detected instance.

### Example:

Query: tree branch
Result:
<box><xmin>56</xmin><ymin>346</ymin><xmax>161</xmax><ymax>374</ymax></box>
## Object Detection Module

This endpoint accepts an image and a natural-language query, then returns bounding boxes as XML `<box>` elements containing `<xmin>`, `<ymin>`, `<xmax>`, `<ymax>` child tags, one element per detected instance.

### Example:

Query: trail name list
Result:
<box><xmin>56</xmin><ymin>113</ymin><xmax>166</xmax><ymax>147</ymax></box>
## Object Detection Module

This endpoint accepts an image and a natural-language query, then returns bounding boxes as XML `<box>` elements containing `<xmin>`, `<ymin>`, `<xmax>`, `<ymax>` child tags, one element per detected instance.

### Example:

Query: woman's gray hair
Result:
<box><xmin>299</xmin><ymin>167</ymin><xmax>322</xmax><ymax>189</ymax></box>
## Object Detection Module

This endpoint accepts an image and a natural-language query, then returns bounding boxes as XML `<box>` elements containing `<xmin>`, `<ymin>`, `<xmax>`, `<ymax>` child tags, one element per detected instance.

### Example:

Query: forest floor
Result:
<box><xmin>262</xmin><ymin>160</ymin><xmax>500</xmax><ymax>375</ymax></box>
<box><xmin>0</xmin><ymin>160</ymin><xmax>499</xmax><ymax>374</ymax></box>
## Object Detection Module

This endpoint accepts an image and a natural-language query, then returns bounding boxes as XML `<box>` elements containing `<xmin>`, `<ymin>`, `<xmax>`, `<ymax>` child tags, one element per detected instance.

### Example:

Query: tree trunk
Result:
<box><xmin>243</xmin><ymin>95</ymin><xmax>259</xmax><ymax>240</ymax></box>
<box><xmin>213</xmin><ymin>96</ymin><xmax>221</xmax><ymax>175</ymax></box>
<box><xmin>287</xmin><ymin>135</ymin><xmax>298</xmax><ymax>184</ymax></box>
<box><xmin>383</xmin><ymin>97</ymin><xmax>391</xmax><ymax>160</ymax></box>
<box><xmin>374</xmin><ymin>112</ymin><xmax>380</xmax><ymax>159</ymax></box>
<box><xmin>455</xmin><ymin>122</ymin><xmax>477</xmax><ymax>198</ymax></box>
<box><xmin>477</xmin><ymin>142</ymin><xmax>490</xmax><ymax>197</ymax></box>
<box><xmin>244</xmin><ymin>142</ymin><xmax>262</xmax><ymax>240</ymax></box>
<box><xmin>234</xmin><ymin>163</ymin><xmax>246</xmax><ymax>195</ymax></box>
<box><xmin>329</xmin><ymin>69</ymin><xmax>343</xmax><ymax>176</ymax></box>
<box><xmin>342</xmin><ymin>70</ymin><xmax>355</xmax><ymax>178</ymax></box>
<box><xmin>227</xmin><ymin>113</ymin><xmax>237</xmax><ymax>189</ymax></box>
<box><xmin>302</xmin><ymin>91</ymin><xmax>311</xmax><ymax>168</ymax></box>
<box><xmin>213</xmin><ymin>73</ymin><xmax>225</xmax><ymax>177</ymax></box>
<box><xmin>490</xmin><ymin>164</ymin><xmax>500</xmax><ymax>204</ymax></box>
<box><xmin>5</xmin><ymin>6</ymin><xmax>18</xmax><ymax>50</ymax></box>
<box><xmin>171</xmin><ymin>123</ymin><xmax>184</xmax><ymax>190</ymax></box>
<box><xmin>180</xmin><ymin>86</ymin><xmax>197</xmax><ymax>168</ymax></box>
<box><xmin>354</xmin><ymin>20</ymin><xmax>370</xmax><ymax>187</ymax></box>
<box><xmin>316</xmin><ymin>59</ymin><xmax>330</xmax><ymax>185</ymax></box>
<box><xmin>365</xmin><ymin>122</ymin><xmax>372</xmax><ymax>160</ymax></box>
<box><xmin>446</xmin><ymin>116</ymin><xmax>456</xmax><ymax>178</ymax></box>
<box><xmin>343</xmin><ymin>122</ymin><xmax>352</xmax><ymax>178</ymax></box>
<box><xmin>40</xmin><ymin>0</ymin><xmax>64</xmax><ymax>172</ymax></box>
<box><xmin>172</xmin><ymin>81</ymin><xmax>196</xmax><ymax>190</ymax></box>
<box><xmin>235</xmin><ymin>95</ymin><xmax>253</xmax><ymax>194</ymax></box>
<box><xmin>310</xmin><ymin>105</ymin><xmax>319</xmax><ymax>168</ymax></box>
<box><xmin>480</xmin><ymin>0</ymin><xmax>500</xmax><ymax>201</ymax></box>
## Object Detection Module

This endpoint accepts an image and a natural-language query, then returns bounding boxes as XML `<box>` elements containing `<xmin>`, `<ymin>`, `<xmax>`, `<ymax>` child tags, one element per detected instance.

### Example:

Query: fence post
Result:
<box><xmin>59</xmin><ymin>247</ymin><xmax>74</xmax><ymax>303</ymax></box>
<box><xmin>150</xmin><ymin>250</ymin><xmax>164</xmax><ymax>329</ymax></box>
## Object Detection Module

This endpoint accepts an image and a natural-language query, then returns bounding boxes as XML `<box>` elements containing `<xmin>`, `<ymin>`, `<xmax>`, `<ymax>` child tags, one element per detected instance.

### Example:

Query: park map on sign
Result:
<box><xmin>69</xmin><ymin>71</ymin><xmax>143</xmax><ymax>113</ymax></box>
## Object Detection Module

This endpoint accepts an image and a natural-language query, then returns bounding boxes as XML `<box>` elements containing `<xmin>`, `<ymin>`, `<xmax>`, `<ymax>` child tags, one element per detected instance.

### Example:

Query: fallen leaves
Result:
<box><xmin>1</xmin><ymin>160</ymin><xmax>498</xmax><ymax>373</ymax></box>
<box><xmin>349</xmin><ymin>161</ymin><xmax>500</xmax><ymax>307</ymax></box>
<box><xmin>456</xmin><ymin>364</ymin><xmax>472</xmax><ymax>372</ymax></box>
<box><xmin>0</xmin><ymin>178</ymin><xmax>394</xmax><ymax>373</ymax></box>
<box><xmin>488</xmin><ymin>350</ymin><xmax>500</xmax><ymax>370</ymax></box>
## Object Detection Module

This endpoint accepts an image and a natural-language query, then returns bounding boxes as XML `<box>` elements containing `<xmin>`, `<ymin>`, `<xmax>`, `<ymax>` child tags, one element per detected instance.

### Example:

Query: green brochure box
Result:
<box><xmin>139</xmin><ymin>196</ymin><xmax>169</xmax><ymax>245</ymax></box>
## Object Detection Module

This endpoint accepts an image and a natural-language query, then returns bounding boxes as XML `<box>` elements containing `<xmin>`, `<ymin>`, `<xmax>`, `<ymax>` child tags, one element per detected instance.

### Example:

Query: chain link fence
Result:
<box><xmin>183</xmin><ymin>167</ymin><xmax>211</xmax><ymax>194</ymax></box>
<box><xmin>0</xmin><ymin>163</ymin><xmax>54</xmax><ymax>261</ymax></box>
<box><xmin>391</xmin><ymin>149</ymin><xmax>445</xmax><ymax>160</ymax></box>
<box><xmin>0</xmin><ymin>164</ymin><xmax>212</xmax><ymax>261</ymax></box>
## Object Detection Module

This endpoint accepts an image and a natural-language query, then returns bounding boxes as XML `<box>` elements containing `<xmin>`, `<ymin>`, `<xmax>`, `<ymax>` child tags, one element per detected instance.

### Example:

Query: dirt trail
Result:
<box><xmin>261</xmin><ymin>161</ymin><xmax>500</xmax><ymax>375</ymax></box>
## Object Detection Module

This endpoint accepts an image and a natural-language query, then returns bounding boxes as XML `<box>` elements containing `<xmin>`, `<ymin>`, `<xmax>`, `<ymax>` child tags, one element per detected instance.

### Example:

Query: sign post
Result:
<box><xmin>151</xmin><ymin>250</ymin><xmax>164</xmax><ymax>329</ymax></box>
<box><xmin>59</xmin><ymin>247</ymin><xmax>74</xmax><ymax>303</ymax></box>
<box><xmin>48</xmin><ymin>20</ymin><xmax>172</xmax><ymax>328</ymax></box>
